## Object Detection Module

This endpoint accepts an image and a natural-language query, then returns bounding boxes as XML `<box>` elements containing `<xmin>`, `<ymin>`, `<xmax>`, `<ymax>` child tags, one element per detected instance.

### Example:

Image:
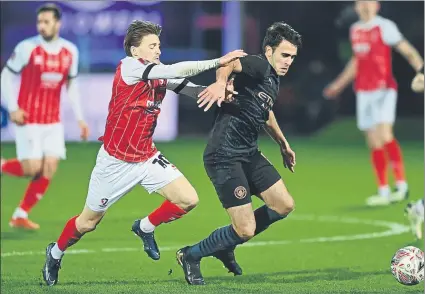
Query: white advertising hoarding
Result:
<box><xmin>1</xmin><ymin>74</ymin><xmax>179</xmax><ymax>142</ymax></box>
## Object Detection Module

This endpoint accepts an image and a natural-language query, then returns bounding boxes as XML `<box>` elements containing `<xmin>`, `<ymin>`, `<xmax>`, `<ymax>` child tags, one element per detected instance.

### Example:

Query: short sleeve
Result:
<box><xmin>239</xmin><ymin>55</ymin><xmax>269</xmax><ymax>79</ymax></box>
<box><xmin>120</xmin><ymin>57</ymin><xmax>154</xmax><ymax>85</ymax></box>
<box><xmin>6</xmin><ymin>40</ymin><xmax>33</xmax><ymax>74</ymax></box>
<box><xmin>381</xmin><ymin>20</ymin><xmax>403</xmax><ymax>46</ymax></box>
<box><xmin>68</xmin><ymin>43</ymin><xmax>79</xmax><ymax>79</ymax></box>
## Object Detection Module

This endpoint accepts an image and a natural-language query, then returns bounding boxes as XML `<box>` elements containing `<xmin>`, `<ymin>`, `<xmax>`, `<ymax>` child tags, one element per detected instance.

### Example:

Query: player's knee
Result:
<box><xmin>176</xmin><ymin>189</ymin><xmax>199</xmax><ymax>211</ymax></box>
<box><xmin>281</xmin><ymin>197</ymin><xmax>295</xmax><ymax>215</ymax></box>
<box><xmin>24</xmin><ymin>162</ymin><xmax>43</xmax><ymax>177</ymax></box>
<box><xmin>234</xmin><ymin>223</ymin><xmax>256</xmax><ymax>240</ymax></box>
<box><xmin>42</xmin><ymin>163</ymin><xmax>58</xmax><ymax>179</ymax></box>
<box><xmin>272</xmin><ymin>195</ymin><xmax>295</xmax><ymax>216</ymax></box>
<box><xmin>365</xmin><ymin>131</ymin><xmax>384</xmax><ymax>149</ymax></box>
<box><xmin>76</xmin><ymin>216</ymin><xmax>101</xmax><ymax>233</ymax></box>
<box><xmin>379</xmin><ymin>129</ymin><xmax>394</xmax><ymax>144</ymax></box>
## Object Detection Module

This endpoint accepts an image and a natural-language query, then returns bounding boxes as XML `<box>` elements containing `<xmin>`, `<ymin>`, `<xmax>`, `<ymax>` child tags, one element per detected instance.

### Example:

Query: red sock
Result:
<box><xmin>56</xmin><ymin>216</ymin><xmax>83</xmax><ymax>251</ymax></box>
<box><xmin>371</xmin><ymin>148</ymin><xmax>388</xmax><ymax>187</ymax></box>
<box><xmin>384</xmin><ymin>139</ymin><xmax>406</xmax><ymax>182</ymax></box>
<box><xmin>1</xmin><ymin>159</ymin><xmax>24</xmax><ymax>177</ymax></box>
<box><xmin>19</xmin><ymin>176</ymin><xmax>50</xmax><ymax>213</ymax></box>
<box><xmin>148</xmin><ymin>200</ymin><xmax>187</xmax><ymax>226</ymax></box>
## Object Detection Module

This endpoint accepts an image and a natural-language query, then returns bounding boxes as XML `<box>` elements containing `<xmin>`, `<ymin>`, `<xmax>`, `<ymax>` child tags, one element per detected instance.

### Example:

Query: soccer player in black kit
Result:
<box><xmin>176</xmin><ymin>22</ymin><xmax>302</xmax><ymax>285</ymax></box>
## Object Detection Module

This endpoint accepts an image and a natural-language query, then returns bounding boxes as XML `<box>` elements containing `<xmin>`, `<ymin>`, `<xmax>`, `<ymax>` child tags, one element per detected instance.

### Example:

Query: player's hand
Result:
<box><xmin>78</xmin><ymin>120</ymin><xmax>90</xmax><ymax>141</ymax></box>
<box><xmin>9</xmin><ymin>109</ymin><xmax>27</xmax><ymax>126</ymax></box>
<box><xmin>411</xmin><ymin>73</ymin><xmax>424</xmax><ymax>93</ymax></box>
<box><xmin>323</xmin><ymin>82</ymin><xmax>343</xmax><ymax>100</ymax></box>
<box><xmin>218</xmin><ymin>50</ymin><xmax>247</xmax><ymax>67</ymax></box>
<box><xmin>281</xmin><ymin>146</ymin><xmax>296</xmax><ymax>173</ymax></box>
<box><xmin>224</xmin><ymin>78</ymin><xmax>237</xmax><ymax>103</ymax></box>
<box><xmin>197</xmin><ymin>81</ymin><xmax>238</xmax><ymax>111</ymax></box>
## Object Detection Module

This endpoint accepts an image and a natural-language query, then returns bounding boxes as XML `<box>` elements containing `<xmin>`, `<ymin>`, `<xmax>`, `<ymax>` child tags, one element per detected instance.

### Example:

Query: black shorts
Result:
<box><xmin>204</xmin><ymin>151</ymin><xmax>281</xmax><ymax>209</ymax></box>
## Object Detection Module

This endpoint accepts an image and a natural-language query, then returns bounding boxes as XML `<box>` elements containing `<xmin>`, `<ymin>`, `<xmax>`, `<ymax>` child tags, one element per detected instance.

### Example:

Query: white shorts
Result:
<box><xmin>85</xmin><ymin>145</ymin><xmax>183</xmax><ymax>212</ymax></box>
<box><xmin>356</xmin><ymin>88</ymin><xmax>397</xmax><ymax>131</ymax></box>
<box><xmin>15</xmin><ymin>123</ymin><xmax>66</xmax><ymax>160</ymax></box>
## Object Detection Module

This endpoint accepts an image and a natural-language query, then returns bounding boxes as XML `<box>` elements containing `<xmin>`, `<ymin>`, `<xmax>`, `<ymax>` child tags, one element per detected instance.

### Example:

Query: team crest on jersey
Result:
<box><xmin>47</xmin><ymin>59</ymin><xmax>60</xmax><ymax>68</ymax></box>
<box><xmin>34</xmin><ymin>55</ymin><xmax>44</xmax><ymax>64</ymax></box>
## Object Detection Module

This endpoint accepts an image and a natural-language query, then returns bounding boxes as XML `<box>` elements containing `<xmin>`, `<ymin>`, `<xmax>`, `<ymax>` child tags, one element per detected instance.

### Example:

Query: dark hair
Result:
<box><xmin>262</xmin><ymin>22</ymin><xmax>302</xmax><ymax>53</ymax></box>
<box><xmin>36</xmin><ymin>3</ymin><xmax>62</xmax><ymax>20</ymax></box>
<box><xmin>124</xmin><ymin>20</ymin><xmax>162</xmax><ymax>57</ymax></box>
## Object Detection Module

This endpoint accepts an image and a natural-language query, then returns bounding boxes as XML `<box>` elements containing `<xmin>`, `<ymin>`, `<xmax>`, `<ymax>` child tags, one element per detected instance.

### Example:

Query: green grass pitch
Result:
<box><xmin>1</xmin><ymin>122</ymin><xmax>424</xmax><ymax>293</ymax></box>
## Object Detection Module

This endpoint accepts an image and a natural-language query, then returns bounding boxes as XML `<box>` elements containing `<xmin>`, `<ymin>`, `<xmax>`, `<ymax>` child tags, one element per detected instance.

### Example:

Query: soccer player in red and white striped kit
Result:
<box><xmin>41</xmin><ymin>20</ymin><xmax>246</xmax><ymax>286</ymax></box>
<box><xmin>324</xmin><ymin>1</ymin><xmax>424</xmax><ymax>206</ymax></box>
<box><xmin>1</xmin><ymin>3</ymin><xmax>89</xmax><ymax>229</ymax></box>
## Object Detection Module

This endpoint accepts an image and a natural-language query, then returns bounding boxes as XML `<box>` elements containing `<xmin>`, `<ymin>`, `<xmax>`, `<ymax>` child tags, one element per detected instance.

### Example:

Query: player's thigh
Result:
<box><xmin>15</xmin><ymin>124</ymin><xmax>43</xmax><ymax>161</ymax></box>
<box><xmin>374</xmin><ymin>89</ymin><xmax>397</xmax><ymax>127</ymax></box>
<box><xmin>246</xmin><ymin>151</ymin><xmax>281</xmax><ymax>198</ymax></box>
<box><xmin>226</xmin><ymin>203</ymin><xmax>256</xmax><ymax>239</ymax></box>
<box><xmin>204</xmin><ymin>160</ymin><xmax>252</xmax><ymax>210</ymax></box>
<box><xmin>139</xmin><ymin>151</ymin><xmax>189</xmax><ymax>197</ymax></box>
<box><xmin>356</xmin><ymin>91</ymin><xmax>374</xmax><ymax>131</ymax></box>
<box><xmin>259</xmin><ymin>179</ymin><xmax>295</xmax><ymax>216</ymax></box>
<box><xmin>156</xmin><ymin>175</ymin><xmax>198</xmax><ymax>210</ymax></box>
<box><xmin>42</xmin><ymin>123</ymin><xmax>66</xmax><ymax>160</ymax></box>
<box><xmin>85</xmin><ymin>146</ymin><xmax>145</xmax><ymax>212</ymax></box>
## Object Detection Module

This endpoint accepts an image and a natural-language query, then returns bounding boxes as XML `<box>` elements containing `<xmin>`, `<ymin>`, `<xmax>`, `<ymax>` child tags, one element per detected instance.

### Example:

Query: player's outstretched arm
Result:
<box><xmin>1</xmin><ymin>67</ymin><xmax>27</xmax><ymax>125</ymax></box>
<box><xmin>264</xmin><ymin>110</ymin><xmax>295</xmax><ymax>172</ymax></box>
<box><xmin>1</xmin><ymin>67</ymin><xmax>19</xmax><ymax>113</ymax></box>
<box><xmin>167</xmin><ymin>79</ymin><xmax>238</xmax><ymax>105</ymax></box>
<box><xmin>197</xmin><ymin>55</ymin><xmax>270</xmax><ymax>111</ymax></box>
<box><xmin>66</xmin><ymin>79</ymin><xmax>89</xmax><ymax>141</ymax></box>
<box><xmin>395</xmin><ymin>40</ymin><xmax>424</xmax><ymax>73</ymax></box>
<box><xmin>166</xmin><ymin>79</ymin><xmax>206</xmax><ymax>99</ymax></box>
<box><xmin>323</xmin><ymin>56</ymin><xmax>356</xmax><ymax>99</ymax></box>
<box><xmin>394</xmin><ymin>40</ymin><xmax>424</xmax><ymax>93</ymax></box>
<box><xmin>146</xmin><ymin>50</ymin><xmax>246</xmax><ymax>80</ymax></box>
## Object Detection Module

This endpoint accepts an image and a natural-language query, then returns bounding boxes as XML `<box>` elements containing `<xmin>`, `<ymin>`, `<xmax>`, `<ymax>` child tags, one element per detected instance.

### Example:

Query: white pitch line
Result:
<box><xmin>1</xmin><ymin>215</ymin><xmax>410</xmax><ymax>258</ymax></box>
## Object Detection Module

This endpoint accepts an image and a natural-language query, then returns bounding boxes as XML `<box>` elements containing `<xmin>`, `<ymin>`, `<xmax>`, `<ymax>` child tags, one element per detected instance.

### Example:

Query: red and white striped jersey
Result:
<box><xmin>350</xmin><ymin>16</ymin><xmax>403</xmax><ymax>92</ymax></box>
<box><xmin>5</xmin><ymin>35</ymin><xmax>78</xmax><ymax>124</ymax></box>
<box><xmin>99</xmin><ymin>57</ymin><xmax>168</xmax><ymax>163</ymax></box>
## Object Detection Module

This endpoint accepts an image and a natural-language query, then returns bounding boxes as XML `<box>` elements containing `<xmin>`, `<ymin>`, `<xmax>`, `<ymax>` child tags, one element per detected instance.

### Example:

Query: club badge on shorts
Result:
<box><xmin>234</xmin><ymin>186</ymin><xmax>247</xmax><ymax>199</ymax></box>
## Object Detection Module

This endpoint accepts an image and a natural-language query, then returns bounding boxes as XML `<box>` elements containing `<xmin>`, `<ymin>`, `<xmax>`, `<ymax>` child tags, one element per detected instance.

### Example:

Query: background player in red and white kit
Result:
<box><xmin>0</xmin><ymin>4</ymin><xmax>89</xmax><ymax>229</ymax></box>
<box><xmin>323</xmin><ymin>1</ymin><xmax>424</xmax><ymax>206</ymax></box>
<box><xmin>41</xmin><ymin>20</ymin><xmax>245</xmax><ymax>286</ymax></box>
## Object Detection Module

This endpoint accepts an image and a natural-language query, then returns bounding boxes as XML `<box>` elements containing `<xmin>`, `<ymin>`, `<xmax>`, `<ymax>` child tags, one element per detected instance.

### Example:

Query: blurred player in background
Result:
<box><xmin>323</xmin><ymin>1</ymin><xmax>424</xmax><ymax>206</ymax></box>
<box><xmin>41</xmin><ymin>20</ymin><xmax>245</xmax><ymax>286</ymax></box>
<box><xmin>176</xmin><ymin>22</ymin><xmax>301</xmax><ymax>285</ymax></box>
<box><xmin>405</xmin><ymin>76</ymin><xmax>424</xmax><ymax>240</ymax></box>
<box><xmin>0</xmin><ymin>3</ymin><xmax>89</xmax><ymax>229</ymax></box>
<box><xmin>405</xmin><ymin>199</ymin><xmax>424</xmax><ymax>240</ymax></box>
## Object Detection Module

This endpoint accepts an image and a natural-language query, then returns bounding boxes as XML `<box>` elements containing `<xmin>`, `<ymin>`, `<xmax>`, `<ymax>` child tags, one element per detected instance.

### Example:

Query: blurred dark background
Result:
<box><xmin>1</xmin><ymin>1</ymin><xmax>423</xmax><ymax>139</ymax></box>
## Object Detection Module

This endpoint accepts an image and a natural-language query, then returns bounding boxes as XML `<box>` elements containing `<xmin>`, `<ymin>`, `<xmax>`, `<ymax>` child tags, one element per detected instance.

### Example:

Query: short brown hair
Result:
<box><xmin>37</xmin><ymin>3</ymin><xmax>62</xmax><ymax>20</ymax></box>
<box><xmin>124</xmin><ymin>21</ymin><xmax>162</xmax><ymax>57</ymax></box>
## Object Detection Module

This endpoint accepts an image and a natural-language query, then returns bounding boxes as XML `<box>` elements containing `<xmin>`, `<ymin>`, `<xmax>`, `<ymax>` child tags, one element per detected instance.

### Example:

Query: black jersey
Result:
<box><xmin>204</xmin><ymin>54</ymin><xmax>280</xmax><ymax>162</ymax></box>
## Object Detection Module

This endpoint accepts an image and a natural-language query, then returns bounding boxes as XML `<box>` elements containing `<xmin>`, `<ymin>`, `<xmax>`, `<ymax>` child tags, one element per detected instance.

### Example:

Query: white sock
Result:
<box><xmin>414</xmin><ymin>199</ymin><xmax>424</xmax><ymax>219</ymax></box>
<box><xmin>378</xmin><ymin>185</ymin><xmax>390</xmax><ymax>198</ymax></box>
<box><xmin>51</xmin><ymin>243</ymin><xmax>64</xmax><ymax>259</ymax></box>
<box><xmin>12</xmin><ymin>207</ymin><xmax>28</xmax><ymax>219</ymax></box>
<box><xmin>139</xmin><ymin>217</ymin><xmax>155</xmax><ymax>233</ymax></box>
<box><xmin>396</xmin><ymin>181</ymin><xmax>408</xmax><ymax>194</ymax></box>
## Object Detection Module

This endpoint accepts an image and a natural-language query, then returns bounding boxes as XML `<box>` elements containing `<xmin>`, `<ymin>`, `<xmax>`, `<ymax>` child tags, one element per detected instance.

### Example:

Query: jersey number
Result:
<box><xmin>152</xmin><ymin>154</ymin><xmax>170</xmax><ymax>169</ymax></box>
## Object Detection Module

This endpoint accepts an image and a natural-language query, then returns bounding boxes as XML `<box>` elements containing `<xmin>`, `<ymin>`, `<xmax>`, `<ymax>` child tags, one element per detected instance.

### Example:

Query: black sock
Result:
<box><xmin>187</xmin><ymin>225</ymin><xmax>244</xmax><ymax>260</ymax></box>
<box><xmin>254</xmin><ymin>205</ymin><xmax>286</xmax><ymax>236</ymax></box>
